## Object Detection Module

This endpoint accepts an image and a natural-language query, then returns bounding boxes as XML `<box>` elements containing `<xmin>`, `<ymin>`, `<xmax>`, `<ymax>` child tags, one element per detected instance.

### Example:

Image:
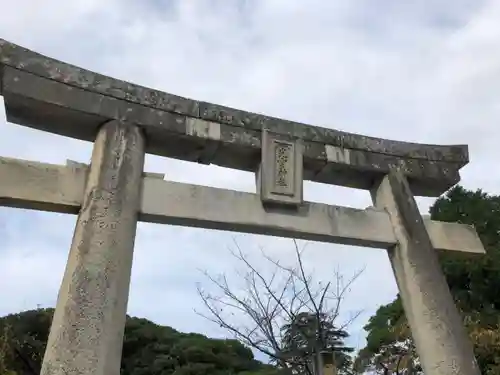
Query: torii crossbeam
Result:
<box><xmin>0</xmin><ymin>39</ymin><xmax>483</xmax><ymax>375</ymax></box>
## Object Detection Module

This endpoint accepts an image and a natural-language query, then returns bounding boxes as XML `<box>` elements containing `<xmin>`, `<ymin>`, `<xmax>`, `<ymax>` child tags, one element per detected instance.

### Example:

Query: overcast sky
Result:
<box><xmin>1</xmin><ymin>0</ymin><xmax>499</xmax><ymax>356</ymax></box>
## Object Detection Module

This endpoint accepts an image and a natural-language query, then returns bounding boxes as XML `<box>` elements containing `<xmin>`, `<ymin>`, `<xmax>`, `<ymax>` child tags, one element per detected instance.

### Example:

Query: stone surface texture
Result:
<box><xmin>0</xmin><ymin>38</ymin><xmax>487</xmax><ymax>375</ymax></box>
<box><xmin>0</xmin><ymin>38</ymin><xmax>468</xmax><ymax>196</ymax></box>
<box><xmin>258</xmin><ymin>129</ymin><xmax>303</xmax><ymax>206</ymax></box>
<box><xmin>0</xmin><ymin>156</ymin><xmax>485</xmax><ymax>255</ymax></box>
<box><xmin>371</xmin><ymin>169</ymin><xmax>481</xmax><ymax>375</ymax></box>
<box><xmin>40</xmin><ymin>120</ymin><xmax>145</xmax><ymax>375</ymax></box>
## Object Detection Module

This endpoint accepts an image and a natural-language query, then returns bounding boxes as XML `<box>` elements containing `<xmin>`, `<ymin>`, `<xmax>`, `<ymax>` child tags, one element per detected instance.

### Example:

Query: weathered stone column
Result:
<box><xmin>371</xmin><ymin>169</ymin><xmax>480</xmax><ymax>375</ymax></box>
<box><xmin>320</xmin><ymin>351</ymin><xmax>338</xmax><ymax>375</ymax></box>
<box><xmin>41</xmin><ymin>120</ymin><xmax>145</xmax><ymax>375</ymax></box>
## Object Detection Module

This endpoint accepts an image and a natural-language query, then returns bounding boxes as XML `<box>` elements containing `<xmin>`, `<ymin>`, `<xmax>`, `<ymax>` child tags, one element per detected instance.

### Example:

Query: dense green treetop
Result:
<box><xmin>355</xmin><ymin>186</ymin><xmax>500</xmax><ymax>374</ymax></box>
<box><xmin>0</xmin><ymin>308</ymin><xmax>286</xmax><ymax>375</ymax></box>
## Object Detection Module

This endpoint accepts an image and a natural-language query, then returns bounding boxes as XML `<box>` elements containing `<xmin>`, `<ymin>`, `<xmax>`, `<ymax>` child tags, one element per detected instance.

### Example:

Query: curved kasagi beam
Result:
<box><xmin>0</xmin><ymin>39</ymin><xmax>467</xmax><ymax>196</ymax></box>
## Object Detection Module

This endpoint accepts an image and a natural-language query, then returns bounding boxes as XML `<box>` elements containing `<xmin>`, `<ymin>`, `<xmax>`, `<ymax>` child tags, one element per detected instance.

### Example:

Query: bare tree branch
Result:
<box><xmin>196</xmin><ymin>238</ymin><xmax>364</xmax><ymax>373</ymax></box>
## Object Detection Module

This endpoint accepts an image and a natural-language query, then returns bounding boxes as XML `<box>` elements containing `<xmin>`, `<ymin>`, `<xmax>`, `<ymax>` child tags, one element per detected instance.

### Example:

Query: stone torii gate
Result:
<box><xmin>0</xmin><ymin>39</ymin><xmax>485</xmax><ymax>375</ymax></box>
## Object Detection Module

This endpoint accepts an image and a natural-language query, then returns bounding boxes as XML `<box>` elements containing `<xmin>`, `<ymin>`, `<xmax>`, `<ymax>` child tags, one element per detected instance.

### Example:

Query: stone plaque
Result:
<box><xmin>257</xmin><ymin>129</ymin><xmax>303</xmax><ymax>206</ymax></box>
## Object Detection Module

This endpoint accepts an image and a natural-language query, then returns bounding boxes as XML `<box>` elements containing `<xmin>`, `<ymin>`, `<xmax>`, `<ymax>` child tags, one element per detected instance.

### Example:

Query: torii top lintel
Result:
<box><xmin>0</xmin><ymin>38</ymin><xmax>468</xmax><ymax>197</ymax></box>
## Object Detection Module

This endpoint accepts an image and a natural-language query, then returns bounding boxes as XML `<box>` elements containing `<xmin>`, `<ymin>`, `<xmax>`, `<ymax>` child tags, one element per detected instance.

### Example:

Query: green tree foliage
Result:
<box><xmin>281</xmin><ymin>312</ymin><xmax>353</xmax><ymax>374</ymax></box>
<box><xmin>353</xmin><ymin>300</ymin><xmax>419</xmax><ymax>374</ymax></box>
<box><xmin>355</xmin><ymin>186</ymin><xmax>500</xmax><ymax>374</ymax></box>
<box><xmin>0</xmin><ymin>308</ymin><xmax>286</xmax><ymax>375</ymax></box>
<box><xmin>0</xmin><ymin>324</ymin><xmax>18</xmax><ymax>375</ymax></box>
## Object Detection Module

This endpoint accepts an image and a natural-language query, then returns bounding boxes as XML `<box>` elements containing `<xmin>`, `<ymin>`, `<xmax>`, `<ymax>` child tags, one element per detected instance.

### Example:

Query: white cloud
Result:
<box><xmin>0</xmin><ymin>0</ymin><xmax>499</xmax><ymax>358</ymax></box>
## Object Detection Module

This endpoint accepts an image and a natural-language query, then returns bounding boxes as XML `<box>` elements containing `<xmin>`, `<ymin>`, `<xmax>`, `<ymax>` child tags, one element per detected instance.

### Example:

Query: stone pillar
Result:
<box><xmin>41</xmin><ymin>120</ymin><xmax>145</xmax><ymax>375</ymax></box>
<box><xmin>371</xmin><ymin>169</ymin><xmax>480</xmax><ymax>375</ymax></box>
<box><xmin>320</xmin><ymin>351</ymin><xmax>338</xmax><ymax>375</ymax></box>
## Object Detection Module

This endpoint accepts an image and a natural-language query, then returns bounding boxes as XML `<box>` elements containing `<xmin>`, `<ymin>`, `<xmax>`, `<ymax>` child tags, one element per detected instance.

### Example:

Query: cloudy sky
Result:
<box><xmin>1</xmin><ymin>0</ymin><xmax>500</xmax><ymax>357</ymax></box>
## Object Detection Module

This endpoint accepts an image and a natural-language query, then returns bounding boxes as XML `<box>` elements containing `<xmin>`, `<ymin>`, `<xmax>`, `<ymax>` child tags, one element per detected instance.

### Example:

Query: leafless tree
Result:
<box><xmin>196</xmin><ymin>239</ymin><xmax>364</xmax><ymax>374</ymax></box>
